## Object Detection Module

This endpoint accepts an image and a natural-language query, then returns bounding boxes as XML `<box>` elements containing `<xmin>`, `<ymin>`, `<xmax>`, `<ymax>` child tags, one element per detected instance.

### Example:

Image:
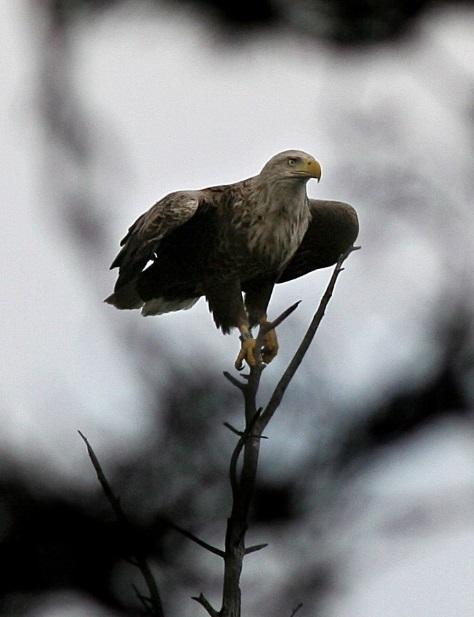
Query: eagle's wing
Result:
<box><xmin>278</xmin><ymin>199</ymin><xmax>359</xmax><ymax>283</ymax></box>
<box><xmin>110</xmin><ymin>191</ymin><xmax>203</xmax><ymax>289</ymax></box>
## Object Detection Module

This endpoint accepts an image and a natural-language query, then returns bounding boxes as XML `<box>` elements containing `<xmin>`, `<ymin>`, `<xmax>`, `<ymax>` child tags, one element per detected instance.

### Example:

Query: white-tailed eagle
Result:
<box><xmin>105</xmin><ymin>150</ymin><xmax>359</xmax><ymax>369</ymax></box>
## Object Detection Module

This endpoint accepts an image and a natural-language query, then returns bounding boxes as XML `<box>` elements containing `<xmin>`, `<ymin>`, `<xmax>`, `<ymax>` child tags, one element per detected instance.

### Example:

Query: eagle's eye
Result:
<box><xmin>288</xmin><ymin>158</ymin><xmax>297</xmax><ymax>166</ymax></box>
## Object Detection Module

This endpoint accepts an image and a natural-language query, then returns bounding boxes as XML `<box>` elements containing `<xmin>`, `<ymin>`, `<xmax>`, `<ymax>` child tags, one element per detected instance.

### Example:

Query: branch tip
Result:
<box><xmin>261</xmin><ymin>300</ymin><xmax>301</xmax><ymax>336</ymax></box>
<box><xmin>167</xmin><ymin>521</ymin><xmax>225</xmax><ymax>558</ymax></box>
<box><xmin>79</xmin><ymin>432</ymin><xmax>165</xmax><ymax>617</ymax></box>
<box><xmin>245</xmin><ymin>542</ymin><xmax>268</xmax><ymax>554</ymax></box>
<box><xmin>289</xmin><ymin>602</ymin><xmax>304</xmax><ymax>617</ymax></box>
<box><xmin>223</xmin><ymin>370</ymin><xmax>245</xmax><ymax>390</ymax></box>
<box><xmin>260</xmin><ymin>245</ymin><xmax>357</xmax><ymax>429</ymax></box>
<box><xmin>223</xmin><ymin>422</ymin><xmax>243</xmax><ymax>436</ymax></box>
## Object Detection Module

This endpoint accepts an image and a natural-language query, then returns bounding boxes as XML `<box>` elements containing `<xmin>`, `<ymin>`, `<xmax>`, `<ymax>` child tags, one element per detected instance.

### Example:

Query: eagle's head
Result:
<box><xmin>260</xmin><ymin>150</ymin><xmax>322</xmax><ymax>183</ymax></box>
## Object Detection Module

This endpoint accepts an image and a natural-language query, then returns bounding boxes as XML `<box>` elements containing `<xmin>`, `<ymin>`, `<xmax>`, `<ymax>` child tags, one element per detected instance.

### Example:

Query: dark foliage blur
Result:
<box><xmin>49</xmin><ymin>0</ymin><xmax>470</xmax><ymax>44</ymax></box>
<box><xmin>334</xmin><ymin>310</ymin><xmax>473</xmax><ymax>469</ymax></box>
<box><xmin>1</xmin><ymin>312</ymin><xmax>471</xmax><ymax>614</ymax></box>
<box><xmin>2</xmin><ymin>0</ymin><xmax>472</xmax><ymax>615</ymax></box>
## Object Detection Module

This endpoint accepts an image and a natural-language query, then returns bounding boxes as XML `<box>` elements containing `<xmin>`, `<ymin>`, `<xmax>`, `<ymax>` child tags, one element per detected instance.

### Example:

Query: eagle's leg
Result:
<box><xmin>205</xmin><ymin>281</ymin><xmax>259</xmax><ymax>370</ymax></box>
<box><xmin>235</xmin><ymin>321</ymin><xmax>258</xmax><ymax>370</ymax></box>
<box><xmin>244</xmin><ymin>278</ymin><xmax>278</xmax><ymax>364</ymax></box>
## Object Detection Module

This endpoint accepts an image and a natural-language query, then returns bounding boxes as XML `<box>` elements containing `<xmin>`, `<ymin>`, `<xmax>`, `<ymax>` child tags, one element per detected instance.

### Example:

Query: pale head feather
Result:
<box><xmin>259</xmin><ymin>150</ymin><xmax>320</xmax><ymax>182</ymax></box>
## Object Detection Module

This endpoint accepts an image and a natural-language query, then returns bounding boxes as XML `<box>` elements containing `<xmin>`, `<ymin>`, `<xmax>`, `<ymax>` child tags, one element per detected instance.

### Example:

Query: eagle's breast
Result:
<box><xmin>232</xmin><ymin>181</ymin><xmax>311</xmax><ymax>272</ymax></box>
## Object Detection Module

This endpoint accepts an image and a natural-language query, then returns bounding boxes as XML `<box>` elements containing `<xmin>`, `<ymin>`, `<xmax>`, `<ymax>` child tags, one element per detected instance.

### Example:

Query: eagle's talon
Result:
<box><xmin>235</xmin><ymin>338</ymin><xmax>259</xmax><ymax>370</ymax></box>
<box><xmin>261</xmin><ymin>328</ymin><xmax>279</xmax><ymax>364</ymax></box>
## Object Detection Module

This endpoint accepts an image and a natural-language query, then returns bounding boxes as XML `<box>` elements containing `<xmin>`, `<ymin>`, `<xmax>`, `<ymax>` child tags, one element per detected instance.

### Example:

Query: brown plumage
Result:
<box><xmin>105</xmin><ymin>150</ymin><xmax>359</xmax><ymax>368</ymax></box>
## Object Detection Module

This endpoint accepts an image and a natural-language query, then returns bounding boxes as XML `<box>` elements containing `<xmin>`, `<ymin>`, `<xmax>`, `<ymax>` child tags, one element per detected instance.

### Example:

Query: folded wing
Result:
<box><xmin>278</xmin><ymin>199</ymin><xmax>359</xmax><ymax>283</ymax></box>
<box><xmin>111</xmin><ymin>191</ymin><xmax>202</xmax><ymax>283</ymax></box>
<box><xmin>105</xmin><ymin>191</ymin><xmax>202</xmax><ymax>308</ymax></box>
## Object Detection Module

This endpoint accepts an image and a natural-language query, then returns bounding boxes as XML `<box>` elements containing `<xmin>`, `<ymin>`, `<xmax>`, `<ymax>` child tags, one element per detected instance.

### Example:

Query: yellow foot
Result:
<box><xmin>262</xmin><ymin>327</ymin><xmax>279</xmax><ymax>364</ymax></box>
<box><xmin>235</xmin><ymin>338</ymin><xmax>258</xmax><ymax>370</ymax></box>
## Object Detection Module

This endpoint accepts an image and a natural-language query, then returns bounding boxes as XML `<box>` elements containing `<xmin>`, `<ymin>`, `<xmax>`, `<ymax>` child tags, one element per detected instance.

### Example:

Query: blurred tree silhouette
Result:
<box><xmin>1</xmin><ymin>306</ymin><xmax>471</xmax><ymax>614</ymax></box>
<box><xmin>48</xmin><ymin>0</ymin><xmax>470</xmax><ymax>45</ymax></box>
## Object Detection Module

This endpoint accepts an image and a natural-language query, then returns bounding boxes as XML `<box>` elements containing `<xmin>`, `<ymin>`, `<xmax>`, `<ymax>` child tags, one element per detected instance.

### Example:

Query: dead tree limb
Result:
<box><xmin>210</xmin><ymin>246</ymin><xmax>358</xmax><ymax>617</ymax></box>
<box><xmin>78</xmin><ymin>431</ymin><xmax>165</xmax><ymax>617</ymax></box>
<box><xmin>260</xmin><ymin>246</ymin><xmax>360</xmax><ymax>430</ymax></box>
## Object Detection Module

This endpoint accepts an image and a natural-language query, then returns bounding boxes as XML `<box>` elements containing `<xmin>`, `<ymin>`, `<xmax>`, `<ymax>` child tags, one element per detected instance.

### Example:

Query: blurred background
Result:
<box><xmin>1</xmin><ymin>0</ymin><xmax>474</xmax><ymax>615</ymax></box>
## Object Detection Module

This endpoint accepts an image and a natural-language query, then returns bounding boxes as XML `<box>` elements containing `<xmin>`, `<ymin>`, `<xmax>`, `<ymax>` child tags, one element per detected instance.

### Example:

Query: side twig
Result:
<box><xmin>133</xmin><ymin>583</ymin><xmax>154</xmax><ymax>615</ymax></box>
<box><xmin>245</xmin><ymin>542</ymin><xmax>268</xmax><ymax>555</ymax></box>
<box><xmin>78</xmin><ymin>431</ymin><xmax>165</xmax><ymax>617</ymax></box>
<box><xmin>260</xmin><ymin>300</ymin><xmax>301</xmax><ymax>336</ymax></box>
<box><xmin>192</xmin><ymin>592</ymin><xmax>220</xmax><ymax>617</ymax></box>
<box><xmin>166</xmin><ymin>520</ymin><xmax>225</xmax><ymax>558</ymax></box>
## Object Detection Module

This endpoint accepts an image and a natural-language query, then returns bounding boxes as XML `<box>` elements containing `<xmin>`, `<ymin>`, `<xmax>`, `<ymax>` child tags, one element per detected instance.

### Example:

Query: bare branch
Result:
<box><xmin>259</xmin><ymin>300</ymin><xmax>301</xmax><ymax>336</ymax></box>
<box><xmin>223</xmin><ymin>370</ymin><xmax>246</xmax><ymax>390</ymax></box>
<box><xmin>228</xmin><ymin>408</ymin><xmax>263</xmax><ymax>498</ymax></box>
<box><xmin>223</xmin><ymin>422</ymin><xmax>243</xmax><ymax>436</ymax></box>
<box><xmin>224</xmin><ymin>422</ymin><xmax>268</xmax><ymax>440</ymax></box>
<box><xmin>217</xmin><ymin>248</ymin><xmax>358</xmax><ymax>616</ymax></box>
<box><xmin>78</xmin><ymin>431</ymin><xmax>123</xmax><ymax>520</ymax></box>
<box><xmin>289</xmin><ymin>602</ymin><xmax>304</xmax><ymax>617</ymax></box>
<box><xmin>249</xmin><ymin>301</ymin><xmax>302</xmax><ymax>370</ymax></box>
<box><xmin>132</xmin><ymin>584</ymin><xmax>154</xmax><ymax>615</ymax></box>
<box><xmin>228</xmin><ymin>428</ymin><xmax>247</xmax><ymax>498</ymax></box>
<box><xmin>260</xmin><ymin>246</ymin><xmax>358</xmax><ymax>430</ymax></box>
<box><xmin>192</xmin><ymin>593</ymin><xmax>219</xmax><ymax>617</ymax></box>
<box><xmin>78</xmin><ymin>431</ymin><xmax>165</xmax><ymax>617</ymax></box>
<box><xmin>166</xmin><ymin>521</ymin><xmax>224</xmax><ymax>558</ymax></box>
<box><xmin>245</xmin><ymin>542</ymin><xmax>268</xmax><ymax>555</ymax></box>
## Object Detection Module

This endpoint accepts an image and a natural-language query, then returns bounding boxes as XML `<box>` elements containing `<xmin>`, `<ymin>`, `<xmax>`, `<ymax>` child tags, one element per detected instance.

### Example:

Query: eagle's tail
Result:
<box><xmin>104</xmin><ymin>283</ymin><xmax>144</xmax><ymax>310</ymax></box>
<box><xmin>141</xmin><ymin>297</ymin><xmax>199</xmax><ymax>316</ymax></box>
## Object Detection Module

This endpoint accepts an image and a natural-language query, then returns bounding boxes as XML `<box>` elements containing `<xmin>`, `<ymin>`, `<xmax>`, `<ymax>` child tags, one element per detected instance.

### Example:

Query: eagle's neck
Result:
<box><xmin>243</xmin><ymin>178</ymin><xmax>311</xmax><ymax>268</ymax></box>
<box><xmin>262</xmin><ymin>178</ymin><xmax>307</xmax><ymax>214</ymax></box>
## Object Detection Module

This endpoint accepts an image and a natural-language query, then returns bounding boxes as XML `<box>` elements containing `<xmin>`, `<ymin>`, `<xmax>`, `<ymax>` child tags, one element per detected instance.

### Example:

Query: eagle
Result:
<box><xmin>105</xmin><ymin>150</ymin><xmax>359</xmax><ymax>369</ymax></box>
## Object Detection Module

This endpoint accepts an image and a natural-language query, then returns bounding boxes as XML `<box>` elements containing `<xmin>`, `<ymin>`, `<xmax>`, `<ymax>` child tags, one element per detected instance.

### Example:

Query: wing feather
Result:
<box><xmin>278</xmin><ymin>199</ymin><xmax>359</xmax><ymax>283</ymax></box>
<box><xmin>110</xmin><ymin>191</ymin><xmax>201</xmax><ymax>288</ymax></box>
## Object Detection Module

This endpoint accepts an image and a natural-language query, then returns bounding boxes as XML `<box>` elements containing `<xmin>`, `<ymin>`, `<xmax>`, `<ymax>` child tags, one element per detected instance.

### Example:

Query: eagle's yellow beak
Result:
<box><xmin>293</xmin><ymin>157</ymin><xmax>322</xmax><ymax>182</ymax></box>
<box><xmin>304</xmin><ymin>157</ymin><xmax>322</xmax><ymax>182</ymax></box>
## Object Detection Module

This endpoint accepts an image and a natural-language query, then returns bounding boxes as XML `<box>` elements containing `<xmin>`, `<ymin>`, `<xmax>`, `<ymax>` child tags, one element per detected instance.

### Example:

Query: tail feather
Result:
<box><xmin>141</xmin><ymin>297</ymin><xmax>199</xmax><ymax>316</ymax></box>
<box><xmin>104</xmin><ymin>283</ymin><xmax>144</xmax><ymax>310</ymax></box>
